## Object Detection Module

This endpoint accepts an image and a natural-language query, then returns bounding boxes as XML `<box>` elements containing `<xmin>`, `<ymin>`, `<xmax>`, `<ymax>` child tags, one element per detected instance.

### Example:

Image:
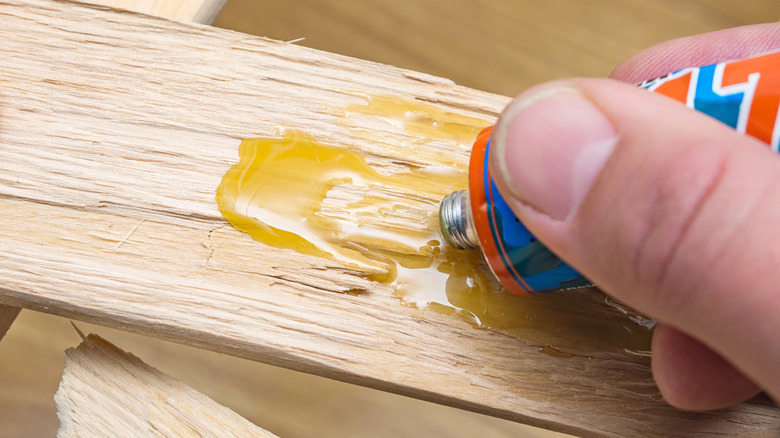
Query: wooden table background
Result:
<box><xmin>2</xmin><ymin>1</ymin><xmax>779</xmax><ymax>436</ymax></box>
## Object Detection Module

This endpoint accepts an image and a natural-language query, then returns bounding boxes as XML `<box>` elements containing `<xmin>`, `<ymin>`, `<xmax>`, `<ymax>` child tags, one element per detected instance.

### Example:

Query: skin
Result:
<box><xmin>489</xmin><ymin>23</ymin><xmax>780</xmax><ymax>410</ymax></box>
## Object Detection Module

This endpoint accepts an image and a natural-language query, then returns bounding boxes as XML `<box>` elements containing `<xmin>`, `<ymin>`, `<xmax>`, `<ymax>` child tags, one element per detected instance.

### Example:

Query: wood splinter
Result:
<box><xmin>88</xmin><ymin>0</ymin><xmax>227</xmax><ymax>24</ymax></box>
<box><xmin>55</xmin><ymin>333</ymin><xmax>278</xmax><ymax>437</ymax></box>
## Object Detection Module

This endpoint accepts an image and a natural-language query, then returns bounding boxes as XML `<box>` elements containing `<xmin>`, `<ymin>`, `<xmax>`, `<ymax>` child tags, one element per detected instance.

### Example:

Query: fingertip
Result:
<box><xmin>651</xmin><ymin>324</ymin><xmax>761</xmax><ymax>411</ymax></box>
<box><xmin>489</xmin><ymin>82</ymin><xmax>618</xmax><ymax>221</ymax></box>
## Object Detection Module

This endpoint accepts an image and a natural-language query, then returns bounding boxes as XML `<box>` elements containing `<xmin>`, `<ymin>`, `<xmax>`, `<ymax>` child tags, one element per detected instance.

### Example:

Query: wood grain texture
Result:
<box><xmin>0</xmin><ymin>0</ymin><xmax>219</xmax><ymax>357</ymax></box>
<box><xmin>56</xmin><ymin>333</ymin><xmax>278</xmax><ymax>437</ymax></box>
<box><xmin>0</xmin><ymin>305</ymin><xmax>21</xmax><ymax>342</ymax></box>
<box><xmin>0</xmin><ymin>1</ymin><xmax>777</xmax><ymax>437</ymax></box>
<box><xmin>87</xmin><ymin>0</ymin><xmax>226</xmax><ymax>23</ymax></box>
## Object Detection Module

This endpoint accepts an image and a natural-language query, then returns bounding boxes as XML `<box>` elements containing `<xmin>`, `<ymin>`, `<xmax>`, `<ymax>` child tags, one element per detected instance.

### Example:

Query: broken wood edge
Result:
<box><xmin>55</xmin><ymin>332</ymin><xmax>279</xmax><ymax>437</ymax></box>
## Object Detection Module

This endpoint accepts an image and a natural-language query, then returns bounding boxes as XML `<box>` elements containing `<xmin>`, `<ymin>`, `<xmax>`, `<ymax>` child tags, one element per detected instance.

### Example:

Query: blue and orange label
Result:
<box><xmin>471</xmin><ymin>51</ymin><xmax>780</xmax><ymax>295</ymax></box>
<box><xmin>469</xmin><ymin>127</ymin><xmax>590</xmax><ymax>295</ymax></box>
<box><xmin>639</xmin><ymin>50</ymin><xmax>780</xmax><ymax>150</ymax></box>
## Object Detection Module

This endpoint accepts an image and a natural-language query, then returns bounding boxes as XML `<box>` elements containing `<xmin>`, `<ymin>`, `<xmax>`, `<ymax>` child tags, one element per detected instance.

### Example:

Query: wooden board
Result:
<box><xmin>0</xmin><ymin>1</ymin><xmax>777</xmax><ymax>436</ymax></box>
<box><xmin>0</xmin><ymin>0</ymin><xmax>221</xmax><ymax>351</ymax></box>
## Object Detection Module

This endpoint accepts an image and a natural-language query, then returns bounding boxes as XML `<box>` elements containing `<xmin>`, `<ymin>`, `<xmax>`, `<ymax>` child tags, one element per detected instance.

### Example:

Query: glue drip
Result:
<box><xmin>215</xmin><ymin>95</ymin><xmax>653</xmax><ymax>356</ymax></box>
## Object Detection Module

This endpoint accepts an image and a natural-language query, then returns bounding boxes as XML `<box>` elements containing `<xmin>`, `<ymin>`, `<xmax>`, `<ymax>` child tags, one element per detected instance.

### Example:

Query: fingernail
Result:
<box><xmin>491</xmin><ymin>85</ymin><xmax>619</xmax><ymax>220</ymax></box>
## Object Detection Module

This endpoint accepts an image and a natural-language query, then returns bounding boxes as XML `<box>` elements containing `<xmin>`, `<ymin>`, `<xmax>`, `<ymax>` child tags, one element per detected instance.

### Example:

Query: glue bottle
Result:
<box><xmin>439</xmin><ymin>50</ymin><xmax>780</xmax><ymax>295</ymax></box>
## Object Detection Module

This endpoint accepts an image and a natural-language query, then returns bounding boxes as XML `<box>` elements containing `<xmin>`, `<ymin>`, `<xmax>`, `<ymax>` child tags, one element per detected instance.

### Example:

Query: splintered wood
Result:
<box><xmin>56</xmin><ymin>333</ymin><xmax>278</xmax><ymax>437</ymax></box>
<box><xmin>0</xmin><ymin>1</ymin><xmax>777</xmax><ymax>436</ymax></box>
<box><xmin>87</xmin><ymin>0</ymin><xmax>226</xmax><ymax>23</ymax></box>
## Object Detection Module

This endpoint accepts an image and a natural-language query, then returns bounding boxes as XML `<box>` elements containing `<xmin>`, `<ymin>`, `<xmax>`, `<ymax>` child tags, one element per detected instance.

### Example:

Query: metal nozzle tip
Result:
<box><xmin>439</xmin><ymin>190</ymin><xmax>479</xmax><ymax>250</ymax></box>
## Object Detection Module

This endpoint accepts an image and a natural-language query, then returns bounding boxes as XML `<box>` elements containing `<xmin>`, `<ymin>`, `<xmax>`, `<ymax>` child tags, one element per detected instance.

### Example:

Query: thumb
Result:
<box><xmin>489</xmin><ymin>79</ymin><xmax>780</xmax><ymax>409</ymax></box>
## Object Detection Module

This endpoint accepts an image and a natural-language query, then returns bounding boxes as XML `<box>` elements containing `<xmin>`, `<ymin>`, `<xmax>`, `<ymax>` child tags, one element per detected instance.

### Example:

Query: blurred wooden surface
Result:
<box><xmin>2</xmin><ymin>311</ymin><xmax>560</xmax><ymax>438</ymax></box>
<box><xmin>214</xmin><ymin>0</ymin><xmax>780</xmax><ymax>97</ymax></box>
<box><xmin>2</xmin><ymin>1</ymin><xmax>780</xmax><ymax>437</ymax></box>
<box><xmin>0</xmin><ymin>306</ymin><xmax>20</xmax><ymax>342</ymax></box>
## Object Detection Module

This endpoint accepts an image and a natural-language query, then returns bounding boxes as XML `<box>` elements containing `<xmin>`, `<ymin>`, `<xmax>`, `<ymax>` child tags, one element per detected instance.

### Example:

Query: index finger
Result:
<box><xmin>610</xmin><ymin>22</ymin><xmax>780</xmax><ymax>83</ymax></box>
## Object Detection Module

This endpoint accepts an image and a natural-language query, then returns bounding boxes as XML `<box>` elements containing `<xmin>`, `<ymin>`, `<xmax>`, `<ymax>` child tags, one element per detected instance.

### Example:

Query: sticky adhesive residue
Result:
<box><xmin>216</xmin><ymin>95</ymin><xmax>654</xmax><ymax>356</ymax></box>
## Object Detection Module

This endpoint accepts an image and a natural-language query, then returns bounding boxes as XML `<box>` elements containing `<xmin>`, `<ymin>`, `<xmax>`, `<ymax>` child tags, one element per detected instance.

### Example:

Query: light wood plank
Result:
<box><xmin>56</xmin><ymin>332</ymin><xmax>278</xmax><ymax>437</ymax></box>
<box><xmin>87</xmin><ymin>0</ymin><xmax>226</xmax><ymax>23</ymax></box>
<box><xmin>0</xmin><ymin>306</ymin><xmax>21</xmax><ymax>342</ymax></box>
<box><xmin>0</xmin><ymin>1</ymin><xmax>776</xmax><ymax>436</ymax></box>
<box><xmin>0</xmin><ymin>0</ymin><xmax>221</xmax><ymax>355</ymax></box>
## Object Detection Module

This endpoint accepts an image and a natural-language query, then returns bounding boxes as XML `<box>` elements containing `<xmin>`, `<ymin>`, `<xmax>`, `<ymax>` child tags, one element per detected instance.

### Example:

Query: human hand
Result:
<box><xmin>489</xmin><ymin>23</ymin><xmax>780</xmax><ymax>410</ymax></box>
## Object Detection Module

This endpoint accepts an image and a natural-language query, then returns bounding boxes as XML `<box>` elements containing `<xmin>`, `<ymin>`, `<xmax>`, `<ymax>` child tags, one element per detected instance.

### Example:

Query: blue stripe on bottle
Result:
<box><xmin>692</xmin><ymin>64</ymin><xmax>743</xmax><ymax>130</ymax></box>
<box><xmin>483</xmin><ymin>139</ymin><xmax>589</xmax><ymax>293</ymax></box>
<box><xmin>483</xmin><ymin>141</ymin><xmax>532</xmax><ymax>293</ymax></box>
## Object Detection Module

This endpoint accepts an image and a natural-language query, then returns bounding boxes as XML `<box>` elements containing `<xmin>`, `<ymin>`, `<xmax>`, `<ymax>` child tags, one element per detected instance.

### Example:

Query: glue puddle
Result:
<box><xmin>215</xmin><ymin>95</ymin><xmax>653</xmax><ymax>356</ymax></box>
